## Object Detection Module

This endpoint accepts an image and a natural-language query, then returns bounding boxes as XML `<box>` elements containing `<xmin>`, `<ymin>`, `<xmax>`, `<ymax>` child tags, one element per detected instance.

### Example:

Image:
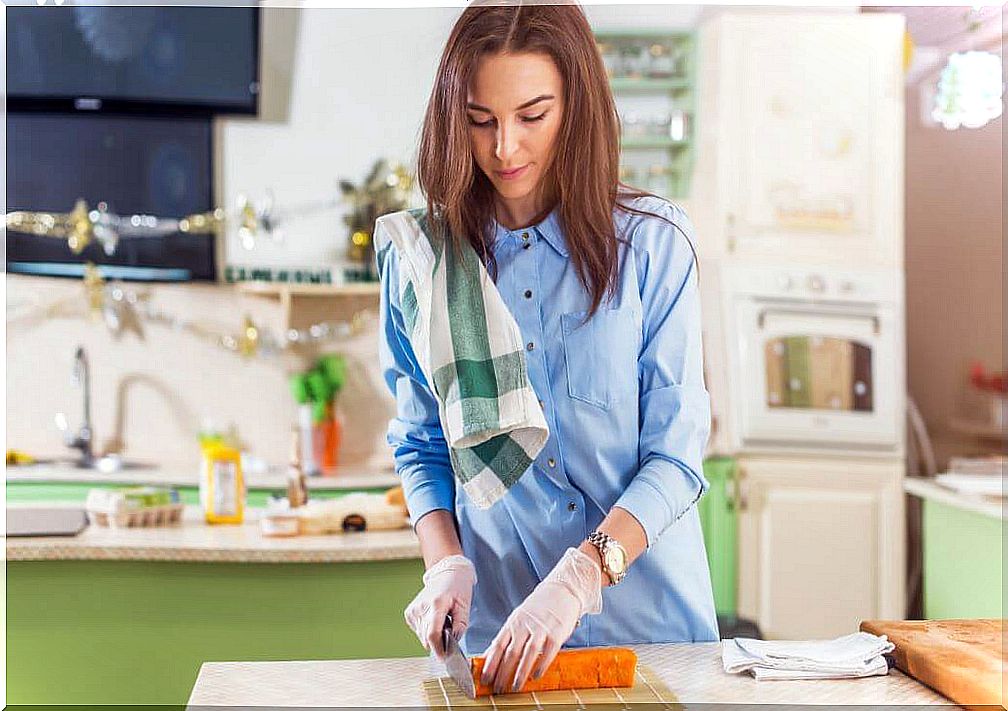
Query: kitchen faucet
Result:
<box><xmin>64</xmin><ymin>345</ymin><xmax>95</xmax><ymax>468</ymax></box>
<box><xmin>54</xmin><ymin>347</ymin><xmax>158</xmax><ymax>472</ymax></box>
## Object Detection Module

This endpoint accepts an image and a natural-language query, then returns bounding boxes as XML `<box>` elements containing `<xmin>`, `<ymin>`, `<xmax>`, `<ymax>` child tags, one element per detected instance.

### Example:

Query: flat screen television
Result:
<box><xmin>6</xmin><ymin>112</ymin><xmax>217</xmax><ymax>282</ymax></box>
<box><xmin>7</xmin><ymin>4</ymin><xmax>260</xmax><ymax>115</ymax></box>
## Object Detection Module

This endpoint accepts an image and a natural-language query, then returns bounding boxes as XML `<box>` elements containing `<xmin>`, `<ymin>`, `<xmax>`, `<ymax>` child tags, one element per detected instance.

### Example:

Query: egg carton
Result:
<box><xmin>85</xmin><ymin>487</ymin><xmax>185</xmax><ymax>528</ymax></box>
<box><xmin>87</xmin><ymin>503</ymin><xmax>185</xmax><ymax>528</ymax></box>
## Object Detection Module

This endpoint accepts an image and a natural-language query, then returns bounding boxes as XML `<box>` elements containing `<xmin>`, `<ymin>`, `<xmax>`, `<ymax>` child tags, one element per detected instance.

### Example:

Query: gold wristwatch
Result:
<box><xmin>586</xmin><ymin>530</ymin><xmax>628</xmax><ymax>586</ymax></box>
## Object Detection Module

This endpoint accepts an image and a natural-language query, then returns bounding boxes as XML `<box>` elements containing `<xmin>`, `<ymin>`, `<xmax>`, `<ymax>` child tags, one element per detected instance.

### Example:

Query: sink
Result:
<box><xmin>91</xmin><ymin>455</ymin><xmax>159</xmax><ymax>473</ymax></box>
<box><xmin>41</xmin><ymin>455</ymin><xmax>159</xmax><ymax>473</ymax></box>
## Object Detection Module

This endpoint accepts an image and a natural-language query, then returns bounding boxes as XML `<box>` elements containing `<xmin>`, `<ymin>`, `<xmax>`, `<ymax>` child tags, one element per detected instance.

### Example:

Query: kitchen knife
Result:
<box><xmin>442</xmin><ymin>614</ymin><xmax>476</xmax><ymax>699</ymax></box>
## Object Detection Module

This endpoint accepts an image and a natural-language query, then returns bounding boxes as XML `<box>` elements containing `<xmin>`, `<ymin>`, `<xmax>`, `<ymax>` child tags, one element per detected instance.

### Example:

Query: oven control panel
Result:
<box><xmin>725</xmin><ymin>262</ymin><xmax>901</xmax><ymax>303</ymax></box>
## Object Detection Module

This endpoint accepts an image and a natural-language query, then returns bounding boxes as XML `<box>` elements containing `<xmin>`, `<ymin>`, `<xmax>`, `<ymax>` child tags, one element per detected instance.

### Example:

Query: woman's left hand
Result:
<box><xmin>479</xmin><ymin>547</ymin><xmax>603</xmax><ymax>695</ymax></box>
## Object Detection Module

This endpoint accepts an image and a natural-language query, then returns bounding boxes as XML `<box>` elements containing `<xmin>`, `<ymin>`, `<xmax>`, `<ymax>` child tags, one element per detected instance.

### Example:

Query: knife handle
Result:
<box><xmin>442</xmin><ymin>612</ymin><xmax>452</xmax><ymax>656</ymax></box>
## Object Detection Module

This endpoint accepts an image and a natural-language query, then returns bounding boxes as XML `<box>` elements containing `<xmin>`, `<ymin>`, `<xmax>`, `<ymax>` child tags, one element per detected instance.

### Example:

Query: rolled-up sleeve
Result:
<box><xmin>614</xmin><ymin>203</ymin><xmax>712</xmax><ymax>549</ymax></box>
<box><xmin>376</xmin><ymin>235</ymin><xmax>456</xmax><ymax>530</ymax></box>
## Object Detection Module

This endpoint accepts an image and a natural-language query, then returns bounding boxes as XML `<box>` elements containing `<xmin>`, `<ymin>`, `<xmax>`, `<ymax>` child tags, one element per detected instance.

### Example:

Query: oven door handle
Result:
<box><xmin>756</xmin><ymin>307</ymin><xmax>880</xmax><ymax>336</ymax></box>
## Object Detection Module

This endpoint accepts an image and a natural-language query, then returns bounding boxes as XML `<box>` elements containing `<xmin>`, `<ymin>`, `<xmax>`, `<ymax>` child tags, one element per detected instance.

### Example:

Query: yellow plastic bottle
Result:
<box><xmin>199</xmin><ymin>443</ymin><xmax>245</xmax><ymax>524</ymax></box>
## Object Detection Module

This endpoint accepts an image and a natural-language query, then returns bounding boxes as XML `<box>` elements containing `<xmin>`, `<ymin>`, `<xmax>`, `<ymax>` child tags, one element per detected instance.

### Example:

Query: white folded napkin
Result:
<box><xmin>722</xmin><ymin>632</ymin><xmax>894</xmax><ymax>681</ymax></box>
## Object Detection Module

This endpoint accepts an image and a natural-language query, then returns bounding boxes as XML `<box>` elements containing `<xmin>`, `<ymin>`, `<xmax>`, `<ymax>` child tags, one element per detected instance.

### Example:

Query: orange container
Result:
<box><xmin>313</xmin><ymin>401</ymin><xmax>343</xmax><ymax>475</ymax></box>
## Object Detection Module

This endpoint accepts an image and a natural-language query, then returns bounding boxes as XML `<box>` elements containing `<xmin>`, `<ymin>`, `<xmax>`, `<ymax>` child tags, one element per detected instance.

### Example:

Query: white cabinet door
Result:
<box><xmin>736</xmin><ymin>455</ymin><xmax>905</xmax><ymax>639</ymax></box>
<box><xmin>693</xmin><ymin>14</ymin><xmax>904</xmax><ymax>267</ymax></box>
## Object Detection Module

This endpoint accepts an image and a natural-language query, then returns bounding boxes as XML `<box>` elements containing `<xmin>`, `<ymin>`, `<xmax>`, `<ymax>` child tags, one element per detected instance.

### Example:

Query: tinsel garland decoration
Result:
<box><xmin>7</xmin><ymin>263</ymin><xmax>375</xmax><ymax>359</ymax></box>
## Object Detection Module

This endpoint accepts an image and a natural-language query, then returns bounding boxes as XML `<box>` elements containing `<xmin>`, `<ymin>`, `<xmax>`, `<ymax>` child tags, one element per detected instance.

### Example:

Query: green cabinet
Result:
<box><xmin>7</xmin><ymin>559</ymin><xmax>424</xmax><ymax>705</ymax></box>
<box><xmin>699</xmin><ymin>457</ymin><xmax>737</xmax><ymax>618</ymax></box>
<box><xmin>922</xmin><ymin>499</ymin><xmax>1003</xmax><ymax>619</ymax></box>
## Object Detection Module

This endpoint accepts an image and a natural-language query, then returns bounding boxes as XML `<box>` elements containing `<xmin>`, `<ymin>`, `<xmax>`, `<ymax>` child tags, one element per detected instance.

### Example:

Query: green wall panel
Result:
<box><xmin>6</xmin><ymin>482</ymin><xmax>386</xmax><ymax>507</ymax></box>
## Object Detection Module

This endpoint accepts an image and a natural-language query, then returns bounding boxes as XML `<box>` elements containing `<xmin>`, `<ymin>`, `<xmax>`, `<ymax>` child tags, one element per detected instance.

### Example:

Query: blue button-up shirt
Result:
<box><xmin>377</xmin><ymin>195</ymin><xmax>718</xmax><ymax>655</ymax></box>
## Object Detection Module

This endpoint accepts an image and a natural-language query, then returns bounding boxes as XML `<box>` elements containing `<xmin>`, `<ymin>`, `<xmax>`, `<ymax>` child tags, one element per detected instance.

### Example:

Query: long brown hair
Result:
<box><xmin>416</xmin><ymin>0</ymin><xmax>697</xmax><ymax>319</ymax></box>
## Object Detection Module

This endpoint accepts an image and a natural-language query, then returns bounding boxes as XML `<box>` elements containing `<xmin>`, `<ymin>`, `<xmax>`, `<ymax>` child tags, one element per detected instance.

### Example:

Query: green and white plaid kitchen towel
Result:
<box><xmin>373</xmin><ymin>208</ymin><xmax>549</xmax><ymax>510</ymax></box>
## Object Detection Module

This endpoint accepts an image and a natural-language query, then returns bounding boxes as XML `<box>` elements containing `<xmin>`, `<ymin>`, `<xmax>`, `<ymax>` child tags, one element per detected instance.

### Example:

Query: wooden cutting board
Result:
<box><xmin>860</xmin><ymin>619</ymin><xmax>1005</xmax><ymax>708</ymax></box>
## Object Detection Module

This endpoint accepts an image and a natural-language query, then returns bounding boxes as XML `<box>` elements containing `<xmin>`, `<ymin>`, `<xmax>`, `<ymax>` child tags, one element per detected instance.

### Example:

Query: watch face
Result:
<box><xmin>605</xmin><ymin>546</ymin><xmax>626</xmax><ymax>573</ymax></box>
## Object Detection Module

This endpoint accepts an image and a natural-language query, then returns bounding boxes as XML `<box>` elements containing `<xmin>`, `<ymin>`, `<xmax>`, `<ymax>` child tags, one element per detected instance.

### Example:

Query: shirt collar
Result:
<box><xmin>493</xmin><ymin>204</ymin><xmax>568</xmax><ymax>258</ymax></box>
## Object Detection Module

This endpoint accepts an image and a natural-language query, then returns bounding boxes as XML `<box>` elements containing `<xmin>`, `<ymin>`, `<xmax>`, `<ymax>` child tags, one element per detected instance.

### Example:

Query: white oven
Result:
<box><xmin>703</xmin><ymin>261</ymin><xmax>905</xmax><ymax>457</ymax></box>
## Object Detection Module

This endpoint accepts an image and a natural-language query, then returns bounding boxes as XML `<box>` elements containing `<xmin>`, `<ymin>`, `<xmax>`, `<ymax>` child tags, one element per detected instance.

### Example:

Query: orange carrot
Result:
<box><xmin>469</xmin><ymin>646</ymin><xmax>637</xmax><ymax>697</ymax></box>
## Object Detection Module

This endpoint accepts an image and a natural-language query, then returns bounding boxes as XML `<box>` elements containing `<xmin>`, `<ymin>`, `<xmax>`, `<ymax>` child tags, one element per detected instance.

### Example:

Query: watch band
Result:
<box><xmin>586</xmin><ymin>530</ymin><xmax>627</xmax><ymax>586</ymax></box>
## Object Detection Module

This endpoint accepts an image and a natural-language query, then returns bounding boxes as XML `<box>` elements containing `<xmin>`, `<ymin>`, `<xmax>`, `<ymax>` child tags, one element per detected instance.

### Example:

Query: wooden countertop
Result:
<box><xmin>6</xmin><ymin>462</ymin><xmax>401</xmax><ymax>490</ymax></box>
<box><xmin>904</xmin><ymin>477</ymin><xmax>1005</xmax><ymax>520</ymax></box>
<box><xmin>6</xmin><ymin>505</ymin><xmax>420</xmax><ymax>563</ymax></box>
<box><xmin>186</xmin><ymin>642</ymin><xmax>948</xmax><ymax>707</ymax></box>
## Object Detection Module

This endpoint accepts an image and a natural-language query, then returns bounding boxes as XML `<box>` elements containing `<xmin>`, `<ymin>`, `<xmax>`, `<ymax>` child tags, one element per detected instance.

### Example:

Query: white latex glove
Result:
<box><xmin>403</xmin><ymin>554</ymin><xmax>477</xmax><ymax>660</ymax></box>
<box><xmin>479</xmin><ymin>547</ymin><xmax>603</xmax><ymax>695</ymax></box>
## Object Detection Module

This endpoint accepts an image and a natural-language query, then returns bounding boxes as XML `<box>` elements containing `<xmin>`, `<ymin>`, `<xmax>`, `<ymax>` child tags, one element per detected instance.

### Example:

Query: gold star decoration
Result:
<box><xmin>67</xmin><ymin>199</ymin><xmax>94</xmax><ymax>254</ymax></box>
<box><xmin>82</xmin><ymin>262</ymin><xmax>106</xmax><ymax>318</ymax></box>
<box><xmin>236</xmin><ymin>315</ymin><xmax>260</xmax><ymax>358</ymax></box>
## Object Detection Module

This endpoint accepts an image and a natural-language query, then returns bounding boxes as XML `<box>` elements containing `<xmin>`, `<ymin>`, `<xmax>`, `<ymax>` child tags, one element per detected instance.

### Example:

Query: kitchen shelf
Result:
<box><xmin>234</xmin><ymin>280</ymin><xmax>381</xmax><ymax>349</ymax></box>
<box><xmin>235</xmin><ymin>281</ymin><xmax>380</xmax><ymax>300</ymax></box>
<box><xmin>594</xmin><ymin>28</ymin><xmax>698</xmax><ymax>199</ymax></box>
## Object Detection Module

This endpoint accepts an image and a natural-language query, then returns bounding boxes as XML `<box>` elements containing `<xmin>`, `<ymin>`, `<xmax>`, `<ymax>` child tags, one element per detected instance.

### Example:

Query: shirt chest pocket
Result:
<box><xmin>560</xmin><ymin>307</ymin><xmax>640</xmax><ymax>410</ymax></box>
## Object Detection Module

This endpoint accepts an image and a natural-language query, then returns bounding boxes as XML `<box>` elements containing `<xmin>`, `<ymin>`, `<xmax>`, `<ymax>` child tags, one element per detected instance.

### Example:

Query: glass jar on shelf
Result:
<box><xmin>647</xmin><ymin>42</ymin><xmax>675</xmax><ymax>78</ymax></box>
<box><xmin>650</xmin><ymin>111</ymin><xmax>672</xmax><ymax>138</ymax></box>
<box><xmin>599</xmin><ymin>41</ymin><xmax>621</xmax><ymax>78</ymax></box>
<box><xmin>622</xmin><ymin>111</ymin><xmax>644</xmax><ymax>138</ymax></box>
<box><xmin>620</xmin><ymin>43</ymin><xmax>649</xmax><ymax>79</ymax></box>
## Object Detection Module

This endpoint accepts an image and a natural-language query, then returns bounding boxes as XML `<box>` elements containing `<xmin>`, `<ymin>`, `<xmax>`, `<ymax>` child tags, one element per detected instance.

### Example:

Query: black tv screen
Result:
<box><xmin>6</xmin><ymin>112</ymin><xmax>217</xmax><ymax>281</ymax></box>
<box><xmin>7</xmin><ymin>5</ymin><xmax>259</xmax><ymax>115</ymax></box>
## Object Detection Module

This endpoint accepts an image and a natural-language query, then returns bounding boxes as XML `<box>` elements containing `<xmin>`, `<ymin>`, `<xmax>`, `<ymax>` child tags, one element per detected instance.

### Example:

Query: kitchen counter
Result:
<box><xmin>903</xmin><ymin>476</ymin><xmax>1005</xmax><ymax>519</ymax></box>
<box><xmin>6</xmin><ymin>504</ymin><xmax>420</xmax><ymax>563</ymax></box>
<box><xmin>187</xmin><ymin>642</ymin><xmax>949</xmax><ymax>707</ymax></box>
<box><xmin>7</xmin><ymin>461</ymin><xmax>401</xmax><ymax>490</ymax></box>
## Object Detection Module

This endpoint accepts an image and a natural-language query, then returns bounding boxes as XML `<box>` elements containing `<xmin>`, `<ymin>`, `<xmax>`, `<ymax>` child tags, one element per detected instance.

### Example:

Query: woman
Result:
<box><xmin>376</xmin><ymin>0</ymin><xmax>717</xmax><ymax>696</ymax></box>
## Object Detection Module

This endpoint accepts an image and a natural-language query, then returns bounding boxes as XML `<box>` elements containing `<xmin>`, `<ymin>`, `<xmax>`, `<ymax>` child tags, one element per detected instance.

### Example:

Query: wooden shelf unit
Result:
<box><xmin>594</xmin><ymin>28</ymin><xmax>698</xmax><ymax>199</ymax></box>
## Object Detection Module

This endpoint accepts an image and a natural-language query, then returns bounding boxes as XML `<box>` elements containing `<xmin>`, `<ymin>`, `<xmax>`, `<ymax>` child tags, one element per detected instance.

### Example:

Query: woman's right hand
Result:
<box><xmin>404</xmin><ymin>553</ymin><xmax>477</xmax><ymax>659</ymax></box>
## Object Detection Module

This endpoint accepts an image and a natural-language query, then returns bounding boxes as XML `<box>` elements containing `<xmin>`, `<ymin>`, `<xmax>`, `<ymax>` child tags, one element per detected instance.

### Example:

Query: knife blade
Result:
<box><xmin>442</xmin><ymin>614</ymin><xmax>476</xmax><ymax>699</ymax></box>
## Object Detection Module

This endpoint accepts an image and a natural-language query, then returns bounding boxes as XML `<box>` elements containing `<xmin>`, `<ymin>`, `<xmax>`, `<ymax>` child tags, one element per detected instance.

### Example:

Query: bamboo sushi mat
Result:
<box><xmin>423</xmin><ymin>664</ymin><xmax>681</xmax><ymax>709</ymax></box>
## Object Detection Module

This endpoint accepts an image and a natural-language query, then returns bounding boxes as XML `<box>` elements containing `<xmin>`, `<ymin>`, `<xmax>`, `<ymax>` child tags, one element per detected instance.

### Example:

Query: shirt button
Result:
<box><xmin>522</xmin><ymin>243</ymin><xmax>531</xmax><ymax>250</ymax></box>
<box><xmin>567</xmin><ymin>501</ymin><xmax>577</xmax><ymax>512</ymax></box>
<box><xmin>521</xmin><ymin>232</ymin><xmax>530</xmax><ymax>241</ymax></box>
<box><xmin>526</xmin><ymin>342</ymin><xmax>535</xmax><ymax>351</ymax></box>
<box><xmin>547</xmin><ymin>457</ymin><xmax>556</xmax><ymax>468</ymax></box>
<box><xmin>524</xmin><ymin>289</ymin><xmax>532</xmax><ymax>299</ymax></box>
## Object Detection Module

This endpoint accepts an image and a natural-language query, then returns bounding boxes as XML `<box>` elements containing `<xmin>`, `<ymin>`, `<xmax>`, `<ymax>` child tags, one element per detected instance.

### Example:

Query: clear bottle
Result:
<box><xmin>286</xmin><ymin>428</ymin><xmax>308</xmax><ymax>509</ymax></box>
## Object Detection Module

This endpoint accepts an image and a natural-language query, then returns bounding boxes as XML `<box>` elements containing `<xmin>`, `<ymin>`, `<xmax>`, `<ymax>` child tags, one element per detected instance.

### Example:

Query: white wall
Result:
<box><xmin>217</xmin><ymin>6</ymin><xmax>460</xmax><ymax>270</ymax></box>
